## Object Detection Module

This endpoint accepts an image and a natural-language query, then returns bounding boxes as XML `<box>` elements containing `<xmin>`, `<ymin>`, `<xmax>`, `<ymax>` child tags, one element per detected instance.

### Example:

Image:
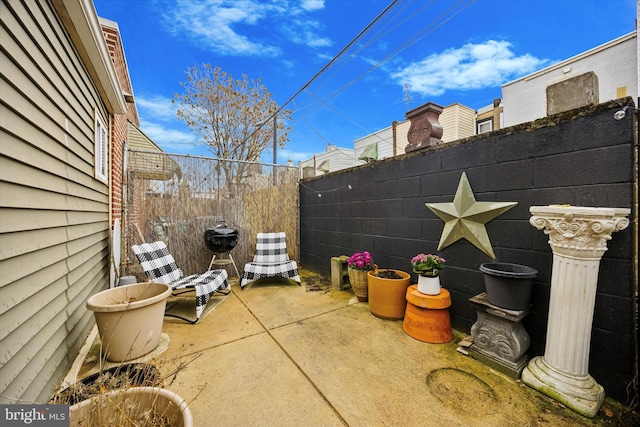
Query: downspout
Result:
<box><xmin>392</xmin><ymin>120</ymin><xmax>398</xmax><ymax>156</ymax></box>
<box><xmin>121</xmin><ymin>138</ymin><xmax>129</xmax><ymax>284</ymax></box>
<box><xmin>108</xmin><ymin>113</ymin><xmax>116</xmax><ymax>288</ymax></box>
<box><xmin>474</xmin><ymin>111</ymin><xmax>478</xmax><ymax>135</ymax></box>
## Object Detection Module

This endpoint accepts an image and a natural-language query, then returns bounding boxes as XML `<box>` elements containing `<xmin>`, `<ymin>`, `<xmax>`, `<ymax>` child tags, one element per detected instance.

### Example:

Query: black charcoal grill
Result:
<box><xmin>203</xmin><ymin>219</ymin><xmax>240</xmax><ymax>278</ymax></box>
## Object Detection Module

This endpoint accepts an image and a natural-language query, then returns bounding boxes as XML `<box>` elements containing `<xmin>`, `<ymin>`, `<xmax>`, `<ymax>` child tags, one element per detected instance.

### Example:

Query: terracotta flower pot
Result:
<box><xmin>69</xmin><ymin>386</ymin><xmax>193</xmax><ymax>427</ymax></box>
<box><xmin>367</xmin><ymin>269</ymin><xmax>411</xmax><ymax>320</ymax></box>
<box><xmin>86</xmin><ymin>282</ymin><xmax>171</xmax><ymax>362</ymax></box>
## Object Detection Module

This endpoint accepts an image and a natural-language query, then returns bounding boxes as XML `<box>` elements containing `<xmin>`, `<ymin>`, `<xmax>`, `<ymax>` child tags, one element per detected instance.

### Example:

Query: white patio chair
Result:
<box><xmin>241</xmin><ymin>232</ymin><xmax>301</xmax><ymax>289</ymax></box>
<box><xmin>132</xmin><ymin>241</ymin><xmax>230</xmax><ymax>323</ymax></box>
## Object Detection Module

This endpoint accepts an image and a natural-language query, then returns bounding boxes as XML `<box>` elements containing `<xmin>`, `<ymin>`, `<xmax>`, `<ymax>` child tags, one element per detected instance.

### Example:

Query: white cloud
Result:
<box><xmin>162</xmin><ymin>0</ymin><xmax>328</xmax><ymax>57</ymax></box>
<box><xmin>135</xmin><ymin>94</ymin><xmax>203</xmax><ymax>153</ymax></box>
<box><xmin>162</xmin><ymin>0</ymin><xmax>279</xmax><ymax>56</ymax></box>
<box><xmin>301</xmin><ymin>0</ymin><xmax>324</xmax><ymax>12</ymax></box>
<box><xmin>391</xmin><ymin>40</ymin><xmax>548</xmax><ymax>96</ymax></box>
<box><xmin>139</xmin><ymin>120</ymin><xmax>201</xmax><ymax>152</ymax></box>
<box><xmin>279</xmin><ymin>59</ymin><xmax>298</xmax><ymax>77</ymax></box>
<box><xmin>281</xmin><ymin>19</ymin><xmax>332</xmax><ymax>48</ymax></box>
<box><xmin>136</xmin><ymin>95</ymin><xmax>178</xmax><ymax>121</ymax></box>
<box><xmin>278</xmin><ymin>148</ymin><xmax>313</xmax><ymax>163</ymax></box>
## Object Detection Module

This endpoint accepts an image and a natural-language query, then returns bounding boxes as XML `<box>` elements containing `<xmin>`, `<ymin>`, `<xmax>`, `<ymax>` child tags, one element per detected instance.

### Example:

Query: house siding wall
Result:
<box><xmin>394</xmin><ymin>120</ymin><xmax>410</xmax><ymax>155</ymax></box>
<box><xmin>440</xmin><ymin>103</ymin><xmax>475</xmax><ymax>143</ymax></box>
<box><xmin>299</xmin><ymin>100</ymin><xmax>636</xmax><ymax>403</ymax></box>
<box><xmin>354</xmin><ymin>127</ymin><xmax>395</xmax><ymax>160</ymax></box>
<box><xmin>299</xmin><ymin>148</ymin><xmax>355</xmax><ymax>177</ymax></box>
<box><xmin>476</xmin><ymin>102</ymin><xmax>503</xmax><ymax>133</ymax></box>
<box><xmin>0</xmin><ymin>0</ymin><xmax>110</xmax><ymax>403</ymax></box>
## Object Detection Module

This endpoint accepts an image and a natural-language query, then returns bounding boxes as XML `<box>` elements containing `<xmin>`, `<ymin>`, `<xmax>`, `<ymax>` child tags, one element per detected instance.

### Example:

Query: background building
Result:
<box><xmin>501</xmin><ymin>32</ymin><xmax>637</xmax><ymax>127</ymax></box>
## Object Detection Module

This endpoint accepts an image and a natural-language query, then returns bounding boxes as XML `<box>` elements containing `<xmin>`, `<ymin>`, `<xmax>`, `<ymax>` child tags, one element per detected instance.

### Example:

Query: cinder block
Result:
<box><xmin>331</xmin><ymin>256</ymin><xmax>351</xmax><ymax>290</ymax></box>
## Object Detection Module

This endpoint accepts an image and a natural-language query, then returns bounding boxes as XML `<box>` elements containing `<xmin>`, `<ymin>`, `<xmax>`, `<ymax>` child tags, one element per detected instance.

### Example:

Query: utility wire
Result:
<box><xmin>299</xmin><ymin>0</ymin><xmax>413</xmax><ymax>99</ymax></box>
<box><xmin>253</xmin><ymin>0</ymin><xmax>476</xmax><ymax>153</ymax></box>
<box><xmin>297</xmin><ymin>0</ymin><xmax>475</xmax><ymax>116</ymax></box>
<box><xmin>303</xmin><ymin>88</ymin><xmax>391</xmax><ymax>143</ymax></box>
<box><xmin>244</xmin><ymin>0</ymin><xmax>400</xmax><ymax>142</ymax></box>
<box><xmin>294</xmin><ymin>99</ymin><xmax>335</xmax><ymax>147</ymax></box>
<box><xmin>291</xmin><ymin>0</ymin><xmax>475</xmax><ymax>150</ymax></box>
<box><xmin>278</xmin><ymin>0</ymin><xmax>401</xmax><ymax>109</ymax></box>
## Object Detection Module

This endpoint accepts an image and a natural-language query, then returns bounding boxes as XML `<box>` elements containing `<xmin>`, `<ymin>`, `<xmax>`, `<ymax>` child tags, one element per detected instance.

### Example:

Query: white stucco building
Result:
<box><xmin>299</xmin><ymin>145</ymin><xmax>357</xmax><ymax>178</ymax></box>
<box><xmin>501</xmin><ymin>32</ymin><xmax>637</xmax><ymax>127</ymax></box>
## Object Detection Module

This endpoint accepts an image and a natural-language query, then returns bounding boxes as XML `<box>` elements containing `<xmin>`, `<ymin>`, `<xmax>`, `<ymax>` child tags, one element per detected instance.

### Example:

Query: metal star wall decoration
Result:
<box><xmin>426</xmin><ymin>172</ymin><xmax>517</xmax><ymax>259</ymax></box>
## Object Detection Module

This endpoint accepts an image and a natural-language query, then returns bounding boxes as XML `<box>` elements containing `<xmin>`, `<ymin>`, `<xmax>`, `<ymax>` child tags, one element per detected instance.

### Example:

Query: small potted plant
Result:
<box><xmin>347</xmin><ymin>251</ymin><xmax>375</xmax><ymax>302</ymax></box>
<box><xmin>411</xmin><ymin>253</ymin><xmax>446</xmax><ymax>295</ymax></box>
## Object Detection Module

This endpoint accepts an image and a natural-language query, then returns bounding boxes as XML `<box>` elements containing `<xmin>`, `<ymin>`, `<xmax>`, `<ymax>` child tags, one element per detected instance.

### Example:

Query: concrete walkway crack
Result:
<box><xmin>233</xmin><ymin>287</ymin><xmax>350</xmax><ymax>426</ymax></box>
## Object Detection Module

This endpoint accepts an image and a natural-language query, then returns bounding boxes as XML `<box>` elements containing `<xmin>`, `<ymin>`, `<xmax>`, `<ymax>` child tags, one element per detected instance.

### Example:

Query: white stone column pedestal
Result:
<box><xmin>522</xmin><ymin>206</ymin><xmax>630</xmax><ymax>418</ymax></box>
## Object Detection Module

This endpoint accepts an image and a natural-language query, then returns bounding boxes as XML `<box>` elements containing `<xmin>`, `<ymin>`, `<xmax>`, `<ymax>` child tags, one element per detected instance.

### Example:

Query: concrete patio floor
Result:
<box><xmin>73</xmin><ymin>270</ymin><xmax>636</xmax><ymax>426</ymax></box>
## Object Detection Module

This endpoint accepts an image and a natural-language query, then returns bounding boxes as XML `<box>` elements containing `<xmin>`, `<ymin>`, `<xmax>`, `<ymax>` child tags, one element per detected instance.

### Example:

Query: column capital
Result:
<box><xmin>404</xmin><ymin>102</ymin><xmax>444</xmax><ymax>152</ymax></box>
<box><xmin>529</xmin><ymin>206</ymin><xmax>630</xmax><ymax>258</ymax></box>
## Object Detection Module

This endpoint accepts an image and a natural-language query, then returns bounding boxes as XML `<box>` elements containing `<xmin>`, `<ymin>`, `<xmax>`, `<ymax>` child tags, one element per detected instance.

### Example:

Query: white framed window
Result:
<box><xmin>95</xmin><ymin>110</ymin><xmax>108</xmax><ymax>183</ymax></box>
<box><xmin>477</xmin><ymin>119</ymin><xmax>493</xmax><ymax>134</ymax></box>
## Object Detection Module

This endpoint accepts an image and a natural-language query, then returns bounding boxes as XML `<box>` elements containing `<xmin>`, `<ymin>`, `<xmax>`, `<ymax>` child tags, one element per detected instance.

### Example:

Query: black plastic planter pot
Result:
<box><xmin>480</xmin><ymin>262</ymin><xmax>538</xmax><ymax>311</ymax></box>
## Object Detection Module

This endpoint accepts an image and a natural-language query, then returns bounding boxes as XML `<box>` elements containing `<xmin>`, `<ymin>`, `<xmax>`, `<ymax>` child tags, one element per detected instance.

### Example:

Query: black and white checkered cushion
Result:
<box><xmin>241</xmin><ymin>232</ymin><xmax>300</xmax><ymax>288</ymax></box>
<box><xmin>132</xmin><ymin>241</ymin><xmax>230</xmax><ymax>321</ymax></box>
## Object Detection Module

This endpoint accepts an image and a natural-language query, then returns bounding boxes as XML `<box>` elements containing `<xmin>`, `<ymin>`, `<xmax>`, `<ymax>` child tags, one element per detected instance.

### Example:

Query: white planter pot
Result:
<box><xmin>86</xmin><ymin>282</ymin><xmax>171</xmax><ymax>362</ymax></box>
<box><xmin>417</xmin><ymin>275</ymin><xmax>441</xmax><ymax>295</ymax></box>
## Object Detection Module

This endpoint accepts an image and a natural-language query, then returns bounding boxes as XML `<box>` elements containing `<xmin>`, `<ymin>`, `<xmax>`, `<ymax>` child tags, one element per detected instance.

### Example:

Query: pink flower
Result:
<box><xmin>348</xmin><ymin>251</ymin><xmax>375</xmax><ymax>271</ymax></box>
<box><xmin>411</xmin><ymin>253</ymin><xmax>445</xmax><ymax>276</ymax></box>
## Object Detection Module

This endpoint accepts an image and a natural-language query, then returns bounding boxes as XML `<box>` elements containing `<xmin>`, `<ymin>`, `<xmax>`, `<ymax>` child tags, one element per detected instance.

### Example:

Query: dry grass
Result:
<box><xmin>50</xmin><ymin>333</ymin><xmax>202</xmax><ymax>426</ymax></box>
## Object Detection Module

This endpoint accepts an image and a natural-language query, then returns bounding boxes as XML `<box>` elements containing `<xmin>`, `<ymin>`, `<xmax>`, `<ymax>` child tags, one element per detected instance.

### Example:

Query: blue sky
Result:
<box><xmin>94</xmin><ymin>0</ymin><xmax>636</xmax><ymax>164</ymax></box>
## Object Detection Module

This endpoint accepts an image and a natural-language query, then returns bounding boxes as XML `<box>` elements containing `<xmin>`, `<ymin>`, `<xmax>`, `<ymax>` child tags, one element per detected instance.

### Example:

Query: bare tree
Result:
<box><xmin>173</xmin><ymin>64</ymin><xmax>292</xmax><ymax>196</ymax></box>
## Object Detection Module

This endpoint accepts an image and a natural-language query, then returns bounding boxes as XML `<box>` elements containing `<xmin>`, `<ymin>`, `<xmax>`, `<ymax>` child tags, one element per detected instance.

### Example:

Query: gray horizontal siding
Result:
<box><xmin>0</xmin><ymin>0</ymin><xmax>110</xmax><ymax>403</ymax></box>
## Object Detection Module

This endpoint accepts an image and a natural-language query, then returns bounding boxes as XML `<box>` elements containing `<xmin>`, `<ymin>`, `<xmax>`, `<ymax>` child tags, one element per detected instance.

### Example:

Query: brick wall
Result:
<box><xmin>299</xmin><ymin>99</ymin><xmax>637</xmax><ymax>403</ymax></box>
<box><xmin>101</xmin><ymin>24</ymin><xmax>139</xmax><ymax>225</ymax></box>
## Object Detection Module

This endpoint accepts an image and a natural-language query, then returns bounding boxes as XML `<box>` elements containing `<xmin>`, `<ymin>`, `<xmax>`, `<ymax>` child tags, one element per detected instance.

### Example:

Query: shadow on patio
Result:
<box><xmin>70</xmin><ymin>270</ymin><xmax>636</xmax><ymax>426</ymax></box>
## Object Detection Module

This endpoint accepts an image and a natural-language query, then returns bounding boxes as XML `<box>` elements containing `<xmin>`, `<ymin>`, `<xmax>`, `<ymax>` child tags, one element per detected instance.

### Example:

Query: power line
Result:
<box><xmin>246</xmin><ymin>0</ymin><xmax>401</xmax><ymax>143</ymax></box>
<box><xmin>301</xmin><ymin>0</ymin><xmax>414</xmax><ymax>97</ymax></box>
<box><xmin>293</xmin><ymin>0</ymin><xmax>474</xmax><ymax>119</ymax></box>
<box><xmin>293</xmin><ymin>100</ymin><xmax>335</xmax><ymax>147</ymax></box>
<box><xmin>277</xmin><ymin>0</ymin><xmax>401</xmax><ymax>113</ymax></box>
<box><xmin>292</xmin><ymin>0</ymin><xmax>476</xmax><ymax>145</ymax></box>
<box><xmin>319</xmin><ymin>0</ymin><xmax>476</xmax><ymax>105</ymax></box>
<box><xmin>253</xmin><ymin>0</ymin><xmax>476</xmax><ymax>155</ymax></box>
<box><xmin>303</xmin><ymin>88</ymin><xmax>390</xmax><ymax>143</ymax></box>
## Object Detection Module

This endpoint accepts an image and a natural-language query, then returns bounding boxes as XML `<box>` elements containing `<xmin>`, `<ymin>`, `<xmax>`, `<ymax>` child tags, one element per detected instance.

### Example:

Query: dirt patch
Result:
<box><xmin>426</xmin><ymin>367</ymin><xmax>497</xmax><ymax>416</ymax></box>
<box><xmin>305</xmin><ymin>275</ymin><xmax>331</xmax><ymax>293</ymax></box>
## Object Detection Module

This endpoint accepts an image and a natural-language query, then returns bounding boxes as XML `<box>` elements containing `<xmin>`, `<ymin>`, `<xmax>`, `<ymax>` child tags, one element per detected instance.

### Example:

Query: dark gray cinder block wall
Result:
<box><xmin>299</xmin><ymin>99</ymin><xmax>637</xmax><ymax>404</ymax></box>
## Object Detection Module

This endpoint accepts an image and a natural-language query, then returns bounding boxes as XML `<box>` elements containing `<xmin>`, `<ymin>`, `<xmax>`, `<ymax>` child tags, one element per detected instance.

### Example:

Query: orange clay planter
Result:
<box><xmin>403</xmin><ymin>285</ymin><xmax>453</xmax><ymax>343</ymax></box>
<box><xmin>367</xmin><ymin>269</ymin><xmax>411</xmax><ymax>320</ymax></box>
